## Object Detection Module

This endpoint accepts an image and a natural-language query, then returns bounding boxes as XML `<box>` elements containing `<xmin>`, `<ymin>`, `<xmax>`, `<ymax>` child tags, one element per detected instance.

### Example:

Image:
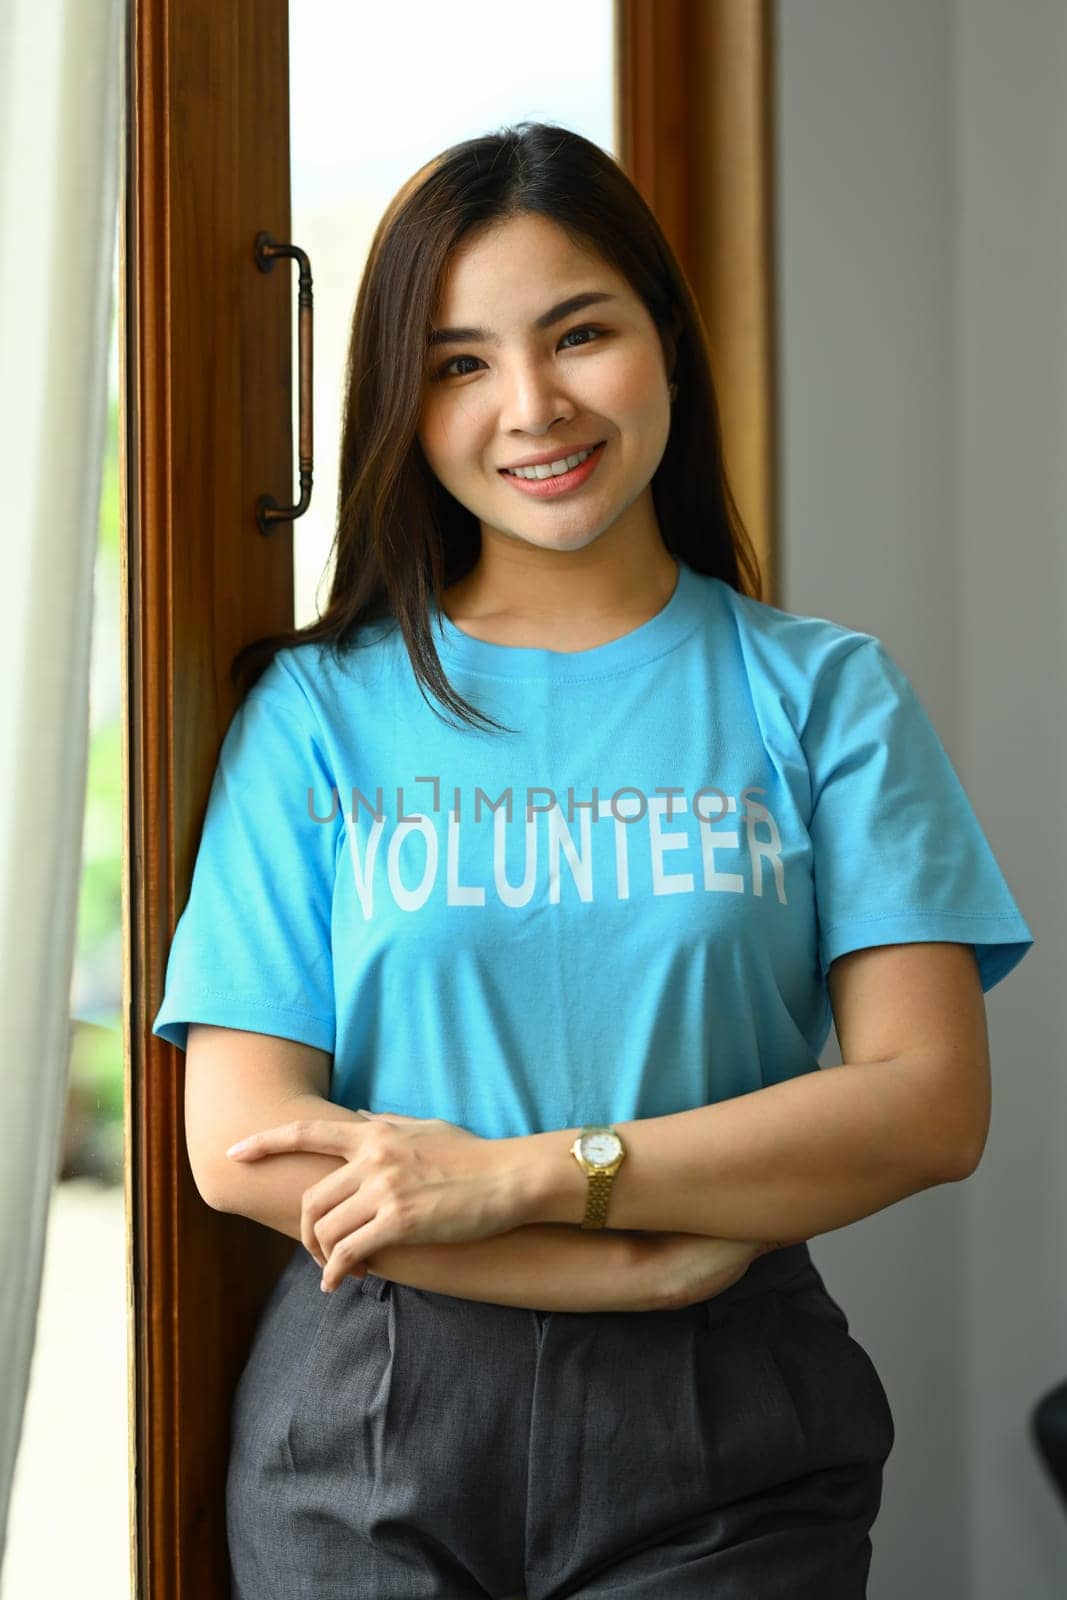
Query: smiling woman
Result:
<box><xmin>150</xmin><ymin>118</ymin><xmax>1034</xmax><ymax>1600</ymax></box>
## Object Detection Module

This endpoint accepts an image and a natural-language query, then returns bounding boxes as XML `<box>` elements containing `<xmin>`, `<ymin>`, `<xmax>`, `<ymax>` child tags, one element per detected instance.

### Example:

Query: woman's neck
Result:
<box><xmin>439</xmin><ymin>551</ymin><xmax>681</xmax><ymax>654</ymax></box>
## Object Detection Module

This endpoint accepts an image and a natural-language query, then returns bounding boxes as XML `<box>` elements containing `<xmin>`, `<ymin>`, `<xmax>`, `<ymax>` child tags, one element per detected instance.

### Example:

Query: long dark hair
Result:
<box><xmin>231</xmin><ymin>119</ymin><xmax>763</xmax><ymax>734</ymax></box>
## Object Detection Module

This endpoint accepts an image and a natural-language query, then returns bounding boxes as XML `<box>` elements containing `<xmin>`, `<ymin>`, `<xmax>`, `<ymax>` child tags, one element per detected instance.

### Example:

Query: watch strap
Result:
<box><xmin>580</xmin><ymin>1166</ymin><xmax>616</xmax><ymax>1229</ymax></box>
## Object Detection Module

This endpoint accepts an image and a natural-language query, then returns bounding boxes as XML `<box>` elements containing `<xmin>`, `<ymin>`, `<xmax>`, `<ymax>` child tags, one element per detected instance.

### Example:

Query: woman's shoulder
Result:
<box><xmin>715</xmin><ymin>576</ymin><xmax>877</xmax><ymax>651</ymax></box>
<box><xmin>250</xmin><ymin>622</ymin><xmax>401</xmax><ymax>718</ymax></box>
<box><xmin>708</xmin><ymin>575</ymin><xmax>886</xmax><ymax>708</ymax></box>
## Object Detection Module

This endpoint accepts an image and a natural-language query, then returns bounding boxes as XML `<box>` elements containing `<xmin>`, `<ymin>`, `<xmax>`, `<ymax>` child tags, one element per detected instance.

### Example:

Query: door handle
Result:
<box><xmin>253</xmin><ymin>230</ymin><xmax>314</xmax><ymax>537</ymax></box>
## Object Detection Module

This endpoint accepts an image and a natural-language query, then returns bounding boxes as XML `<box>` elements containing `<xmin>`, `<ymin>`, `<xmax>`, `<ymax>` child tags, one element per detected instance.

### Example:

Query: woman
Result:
<box><xmin>152</xmin><ymin>122</ymin><xmax>1033</xmax><ymax>1598</ymax></box>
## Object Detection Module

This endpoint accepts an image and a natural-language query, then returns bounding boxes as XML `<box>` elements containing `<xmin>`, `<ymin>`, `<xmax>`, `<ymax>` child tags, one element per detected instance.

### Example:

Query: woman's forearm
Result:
<box><xmin>360</xmin><ymin>1225</ymin><xmax>655</xmax><ymax>1312</ymax></box>
<box><xmin>204</xmin><ymin>1093</ymin><xmax>657</xmax><ymax>1312</ymax></box>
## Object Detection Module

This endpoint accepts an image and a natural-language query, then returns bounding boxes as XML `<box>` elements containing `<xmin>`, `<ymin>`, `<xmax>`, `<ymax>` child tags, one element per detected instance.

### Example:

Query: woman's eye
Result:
<box><xmin>435</xmin><ymin>354</ymin><xmax>482</xmax><ymax>380</ymax></box>
<box><xmin>432</xmin><ymin>324</ymin><xmax>606</xmax><ymax>382</ymax></box>
<box><xmin>558</xmin><ymin>324</ymin><xmax>604</xmax><ymax>350</ymax></box>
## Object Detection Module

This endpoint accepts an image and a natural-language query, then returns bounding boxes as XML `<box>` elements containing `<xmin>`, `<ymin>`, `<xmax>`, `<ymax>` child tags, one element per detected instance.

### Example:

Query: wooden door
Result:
<box><xmin>128</xmin><ymin>3</ymin><xmax>295</xmax><ymax>1595</ymax></box>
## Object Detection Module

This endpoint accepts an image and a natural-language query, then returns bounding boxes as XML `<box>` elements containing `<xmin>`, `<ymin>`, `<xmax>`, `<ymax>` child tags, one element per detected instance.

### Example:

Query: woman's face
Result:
<box><xmin>415</xmin><ymin>212</ymin><xmax>673</xmax><ymax>558</ymax></box>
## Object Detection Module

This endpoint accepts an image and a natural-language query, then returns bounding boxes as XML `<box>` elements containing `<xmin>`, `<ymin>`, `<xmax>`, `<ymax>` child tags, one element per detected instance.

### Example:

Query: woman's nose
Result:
<box><xmin>497</xmin><ymin>365</ymin><xmax>575</xmax><ymax>431</ymax></box>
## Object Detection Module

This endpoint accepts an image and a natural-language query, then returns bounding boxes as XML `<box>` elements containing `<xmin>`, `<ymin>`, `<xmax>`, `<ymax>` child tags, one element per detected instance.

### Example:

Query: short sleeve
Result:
<box><xmin>151</xmin><ymin>682</ymin><xmax>340</xmax><ymax>1053</ymax></box>
<box><xmin>804</xmin><ymin>635</ymin><xmax>1033</xmax><ymax>993</ymax></box>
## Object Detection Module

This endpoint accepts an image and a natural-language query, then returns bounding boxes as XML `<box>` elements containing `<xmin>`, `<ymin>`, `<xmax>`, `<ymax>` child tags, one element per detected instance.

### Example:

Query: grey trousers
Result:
<box><xmin>226</xmin><ymin>1239</ymin><xmax>894</xmax><ymax>1598</ymax></box>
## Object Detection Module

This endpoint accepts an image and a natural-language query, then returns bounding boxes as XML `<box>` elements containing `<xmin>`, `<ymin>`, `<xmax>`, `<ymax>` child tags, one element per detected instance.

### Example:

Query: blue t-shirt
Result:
<box><xmin>151</xmin><ymin>558</ymin><xmax>1034</xmax><ymax>1138</ymax></box>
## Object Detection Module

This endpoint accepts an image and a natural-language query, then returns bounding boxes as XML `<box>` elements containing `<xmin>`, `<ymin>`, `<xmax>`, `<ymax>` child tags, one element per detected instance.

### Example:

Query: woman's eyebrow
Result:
<box><xmin>427</xmin><ymin>291</ymin><xmax>617</xmax><ymax>349</ymax></box>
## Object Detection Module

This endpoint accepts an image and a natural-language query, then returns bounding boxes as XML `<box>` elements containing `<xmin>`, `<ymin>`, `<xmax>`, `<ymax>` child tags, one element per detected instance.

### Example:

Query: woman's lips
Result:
<box><xmin>499</xmin><ymin>440</ymin><xmax>607</xmax><ymax>499</ymax></box>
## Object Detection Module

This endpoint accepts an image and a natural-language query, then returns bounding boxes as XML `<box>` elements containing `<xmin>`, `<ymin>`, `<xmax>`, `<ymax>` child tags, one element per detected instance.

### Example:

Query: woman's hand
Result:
<box><xmin>225</xmin><ymin>1109</ymin><xmax>530</xmax><ymax>1290</ymax></box>
<box><xmin>639</xmin><ymin>1232</ymin><xmax>777</xmax><ymax>1311</ymax></box>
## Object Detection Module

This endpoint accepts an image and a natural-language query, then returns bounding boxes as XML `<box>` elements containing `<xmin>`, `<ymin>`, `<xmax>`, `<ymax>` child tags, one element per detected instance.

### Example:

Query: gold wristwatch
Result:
<box><xmin>570</xmin><ymin>1125</ymin><xmax>627</xmax><ymax>1229</ymax></box>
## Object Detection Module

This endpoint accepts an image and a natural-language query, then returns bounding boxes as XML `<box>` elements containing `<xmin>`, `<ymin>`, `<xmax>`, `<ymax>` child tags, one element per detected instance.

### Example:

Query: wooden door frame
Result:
<box><xmin>616</xmin><ymin>0</ymin><xmax>778</xmax><ymax>602</ymax></box>
<box><xmin>129</xmin><ymin>3</ymin><xmax>777</xmax><ymax>1594</ymax></box>
<box><xmin>127</xmin><ymin>1</ymin><xmax>296</xmax><ymax>1594</ymax></box>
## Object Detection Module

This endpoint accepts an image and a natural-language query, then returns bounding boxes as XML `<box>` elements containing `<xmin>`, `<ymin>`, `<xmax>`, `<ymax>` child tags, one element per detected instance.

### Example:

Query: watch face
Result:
<box><xmin>580</xmin><ymin>1131</ymin><xmax>621</xmax><ymax>1167</ymax></box>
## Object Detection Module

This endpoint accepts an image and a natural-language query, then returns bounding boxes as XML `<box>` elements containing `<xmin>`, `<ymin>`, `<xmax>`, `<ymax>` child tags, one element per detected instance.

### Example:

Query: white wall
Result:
<box><xmin>956</xmin><ymin>4</ymin><xmax>1067</xmax><ymax>1593</ymax></box>
<box><xmin>775</xmin><ymin>1</ymin><xmax>1061</xmax><ymax>1595</ymax></box>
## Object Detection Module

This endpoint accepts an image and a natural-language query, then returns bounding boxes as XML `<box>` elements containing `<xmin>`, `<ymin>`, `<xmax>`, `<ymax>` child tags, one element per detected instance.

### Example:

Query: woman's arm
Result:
<box><xmin>364</xmin><ymin>1230</ymin><xmax>774</xmax><ymax>1313</ymax></box>
<box><xmin>203</xmin><ymin>1091</ymin><xmax>666</xmax><ymax>1312</ymax></box>
<box><xmin>360</xmin><ymin>1225</ymin><xmax>658</xmax><ymax>1313</ymax></box>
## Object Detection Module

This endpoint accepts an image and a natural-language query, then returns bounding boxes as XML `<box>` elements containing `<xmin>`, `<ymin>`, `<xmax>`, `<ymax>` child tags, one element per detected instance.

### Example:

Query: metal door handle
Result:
<box><xmin>253</xmin><ymin>230</ymin><xmax>313</xmax><ymax>536</ymax></box>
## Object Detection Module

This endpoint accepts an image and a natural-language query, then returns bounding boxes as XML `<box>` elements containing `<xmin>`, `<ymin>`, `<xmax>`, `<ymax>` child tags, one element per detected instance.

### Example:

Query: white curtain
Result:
<box><xmin>0</xmin><ymin>0</ymin><xmax>125</xmax><ymax>1568</ymax></box>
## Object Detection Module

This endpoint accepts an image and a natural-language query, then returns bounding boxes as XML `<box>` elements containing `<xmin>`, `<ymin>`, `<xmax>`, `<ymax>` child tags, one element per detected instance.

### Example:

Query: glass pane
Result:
<box><xmin>287</xmin><ymin>0</ymin><xmax>616</xmax><ymax>625</ymax></box>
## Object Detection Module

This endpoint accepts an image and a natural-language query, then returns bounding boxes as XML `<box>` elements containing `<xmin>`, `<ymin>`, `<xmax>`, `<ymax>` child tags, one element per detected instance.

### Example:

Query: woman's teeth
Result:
<box><xmin>504</xmin><ymin>444</ymin><xmax>599</xmax><ymax>480</ymax></box>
